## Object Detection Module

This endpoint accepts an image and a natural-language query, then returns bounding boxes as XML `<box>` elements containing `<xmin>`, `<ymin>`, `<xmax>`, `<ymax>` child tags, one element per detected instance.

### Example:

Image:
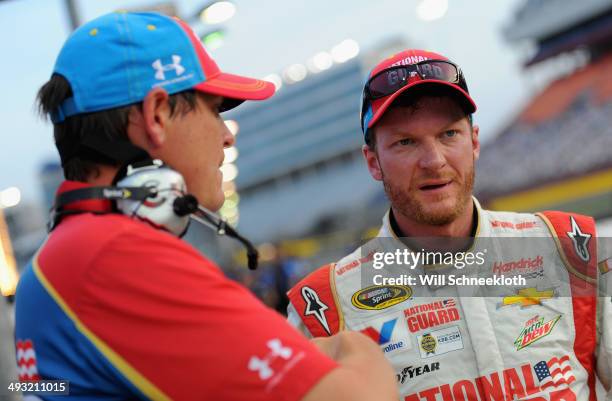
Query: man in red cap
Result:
<box><xmin>287</xmin><ymin>49</ymin><xmax>612</xmax><ymax>400</ymax></box>
<box><xmin>14</xmin><ymin>11</ymin><xmax>398</xmax><ymax>401</ymax></box>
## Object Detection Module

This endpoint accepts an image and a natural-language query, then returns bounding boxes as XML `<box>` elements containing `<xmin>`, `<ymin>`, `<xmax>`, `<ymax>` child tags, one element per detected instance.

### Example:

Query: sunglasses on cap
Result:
<box><xmin>364</xmin><ymin>59</ymin><xmax>468</xmax><ymax>100</ymax></box>
<box><xmin>360</xmin><ymin>60</ymin><xmax>470</xmax><ymax>134</ymax></box>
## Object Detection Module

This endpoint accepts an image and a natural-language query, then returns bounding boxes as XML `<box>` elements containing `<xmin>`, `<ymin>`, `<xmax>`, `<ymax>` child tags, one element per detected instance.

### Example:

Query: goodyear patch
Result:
<box><xmin>351</xmin><ymin>285</ymin><xmax>412</xmax><ymax>310</ymax></box>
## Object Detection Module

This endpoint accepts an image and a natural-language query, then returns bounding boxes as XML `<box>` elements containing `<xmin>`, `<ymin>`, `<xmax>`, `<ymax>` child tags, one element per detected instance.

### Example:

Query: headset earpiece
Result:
<box><xmin>115</xmin><ymin>161</ymin><xmax>191</xmax><ymax>237</ymax></box>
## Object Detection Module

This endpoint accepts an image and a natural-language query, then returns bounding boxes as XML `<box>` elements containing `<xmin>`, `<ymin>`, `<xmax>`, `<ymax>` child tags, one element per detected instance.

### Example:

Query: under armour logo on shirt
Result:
<box><xmin>152</xmin><ymin>55</ymin><xmax>185</xmax><ymax>80</ymax></box>
<box><xmin>248</xmin><ymin>339</ymin><xmax>293</xmax><ymax>380</ymax></box>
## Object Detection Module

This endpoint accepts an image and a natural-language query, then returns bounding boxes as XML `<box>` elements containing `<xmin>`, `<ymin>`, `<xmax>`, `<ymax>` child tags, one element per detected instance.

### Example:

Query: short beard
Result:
<box><xmin>382</xmin><ymin>162</ymin><xmax>475</xmax><ymax>226</ymax></box>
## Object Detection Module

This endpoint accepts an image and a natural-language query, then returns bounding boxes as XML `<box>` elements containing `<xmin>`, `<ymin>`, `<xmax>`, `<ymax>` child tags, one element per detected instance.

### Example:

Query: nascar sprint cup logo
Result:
<box><xmin>351</xmin><ymin>285</ymin><xmax>412</xmax><ymax>310</ymax></box>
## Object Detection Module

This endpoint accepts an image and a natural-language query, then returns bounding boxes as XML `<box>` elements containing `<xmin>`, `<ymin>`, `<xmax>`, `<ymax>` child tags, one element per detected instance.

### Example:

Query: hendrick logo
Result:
<box><xmin>514</xmin><ymin>315</ymin><xmax>561</xmax><ymax>350</ymax></box>
<box><xmin>351</xmin><ymin>285</ymin><xmax>412</xmax><ymax>310</ymax></box>
<box><xmin>492</xmin><ymin>256</ymin><xmax>543</xmax><ymax>275</ymax></box>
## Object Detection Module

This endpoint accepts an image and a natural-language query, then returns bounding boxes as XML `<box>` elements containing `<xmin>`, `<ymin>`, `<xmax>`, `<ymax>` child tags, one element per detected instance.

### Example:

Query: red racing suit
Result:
<box><xmin>287</xmin><ymin>199</ymin><xmax>612</xmax><ymax>401</ymax></box>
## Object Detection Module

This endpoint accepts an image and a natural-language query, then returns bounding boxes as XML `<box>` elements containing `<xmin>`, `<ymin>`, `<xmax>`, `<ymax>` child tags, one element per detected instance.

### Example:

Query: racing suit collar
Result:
<box><xmin>382</xmin><ymin>196</ymin><xmax>484</xmax><ymax>241</ymax></box>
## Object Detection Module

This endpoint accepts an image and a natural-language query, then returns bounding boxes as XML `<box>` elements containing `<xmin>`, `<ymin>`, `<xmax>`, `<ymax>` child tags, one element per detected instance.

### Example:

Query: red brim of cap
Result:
<box><xmin>194</xmin><ymin>72</ymin><xmax>275</xmax><ymax>101</ymax></box>
<box><xmin>367</xmin><ymin>80</ymin><xmax>477</xmax><ymax>129</ymax></box>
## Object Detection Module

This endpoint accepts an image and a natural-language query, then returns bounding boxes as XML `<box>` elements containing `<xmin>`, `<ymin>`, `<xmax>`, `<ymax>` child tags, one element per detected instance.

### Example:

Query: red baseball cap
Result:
<box><xmin>173</xmin><ymin>18</ymin><xmax>274</xmax><ymax>105</ymax></box>
<box><xmin>361</xmin><ymin>49</ymin><xmax>477</xmax><ymax>136</ymax></box>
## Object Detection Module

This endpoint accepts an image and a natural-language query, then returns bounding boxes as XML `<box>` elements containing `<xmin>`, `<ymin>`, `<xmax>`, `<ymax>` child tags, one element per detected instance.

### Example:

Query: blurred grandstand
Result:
<box><xmin>476</xmin><ymin>0</ymin><xmax>612</xmax><ymax>226</ymax></box>
<box><xmin>220</xmin><ymin>40</ymin><xmax>412</xmax><ymax>305</ymax></box>
<box><xmin>226</xmin><ymin>0</ymin><xmax>612</xmax><ymax>305</ymax></box>
<box><xmin>223</xmin><ymin>39</ymin><xmax>406</xmax><ymax>259</ymax></box>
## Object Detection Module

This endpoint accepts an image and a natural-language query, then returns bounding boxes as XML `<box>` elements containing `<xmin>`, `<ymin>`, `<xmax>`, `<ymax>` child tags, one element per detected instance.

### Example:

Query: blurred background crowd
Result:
<box><xmin>1</xmin><ymin>0</ymin><xmax>612</xmax><ymax>394</ymax></box>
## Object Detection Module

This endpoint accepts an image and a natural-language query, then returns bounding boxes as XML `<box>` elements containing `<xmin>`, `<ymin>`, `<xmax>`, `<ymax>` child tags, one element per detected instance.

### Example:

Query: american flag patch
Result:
<box><xmin>534</xmin><ymin>355</ymin><xmax>575</xmax><ymax>390</ymax></box>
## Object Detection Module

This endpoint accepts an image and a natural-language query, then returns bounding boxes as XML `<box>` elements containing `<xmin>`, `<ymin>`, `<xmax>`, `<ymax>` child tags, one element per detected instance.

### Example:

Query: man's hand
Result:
<box><xmin>303</xmin><ymin>331</ymin><xmax>399</xmax><ymax>401</ymax></box>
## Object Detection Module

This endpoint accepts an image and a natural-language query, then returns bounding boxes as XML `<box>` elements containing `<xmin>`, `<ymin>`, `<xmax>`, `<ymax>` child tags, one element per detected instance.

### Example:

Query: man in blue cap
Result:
<box><xmin>14</xmin><ymin>11</ymin><xmax>398</xmax><ymax>401</ymax></box>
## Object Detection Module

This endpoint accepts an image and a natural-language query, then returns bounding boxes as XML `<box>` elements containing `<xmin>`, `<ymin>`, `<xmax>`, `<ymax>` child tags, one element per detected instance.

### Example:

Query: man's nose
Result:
<box><xmin>418</xmin><ymin>142</ymin><xmax>446</xmax><ymax>170</ymax></box>
<box><xmin>223</xmin><ymin>125</ymin><xmax>235</xmax><ymax>148</ymax></box>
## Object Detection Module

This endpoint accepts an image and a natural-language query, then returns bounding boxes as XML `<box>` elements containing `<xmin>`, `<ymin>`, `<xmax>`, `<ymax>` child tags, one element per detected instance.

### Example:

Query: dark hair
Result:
<box><xmin>365</xmin><ymin>86</ymin><xmax>474</xmax><ymax>150</ymax></box>
<box><xmin>37</xmin><ymin>74</ymin><xmax>199</xmax><ymax>181</ymax></box>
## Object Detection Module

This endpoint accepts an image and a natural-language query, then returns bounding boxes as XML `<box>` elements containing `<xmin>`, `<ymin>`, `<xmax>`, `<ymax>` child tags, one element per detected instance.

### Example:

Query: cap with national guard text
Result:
<box><xmin>360</xmin><ymin>49</ymin><xmax>476</xmax><ymax>137</ymax></box>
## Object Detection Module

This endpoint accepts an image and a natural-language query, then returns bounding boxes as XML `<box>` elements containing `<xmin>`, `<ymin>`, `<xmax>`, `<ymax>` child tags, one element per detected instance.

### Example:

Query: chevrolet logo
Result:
<box><xmin>501</xmin><ymin>288</ymin><xmax>554</xmax><ymax>307</ymax></box>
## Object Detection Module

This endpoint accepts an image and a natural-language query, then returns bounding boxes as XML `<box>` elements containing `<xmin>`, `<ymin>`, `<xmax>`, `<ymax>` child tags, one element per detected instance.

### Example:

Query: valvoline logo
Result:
<box><xmin>360</xmin><ymin>318</ymin><xmax>406</xmax><ymax>353</ymax></box>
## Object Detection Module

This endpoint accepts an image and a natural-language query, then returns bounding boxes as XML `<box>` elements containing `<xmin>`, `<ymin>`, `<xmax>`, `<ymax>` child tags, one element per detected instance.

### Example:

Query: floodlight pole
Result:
<box><xmin>64</xmin><ymin>0</ymin><xmax>80</xmax><ymax>30</ymax></box>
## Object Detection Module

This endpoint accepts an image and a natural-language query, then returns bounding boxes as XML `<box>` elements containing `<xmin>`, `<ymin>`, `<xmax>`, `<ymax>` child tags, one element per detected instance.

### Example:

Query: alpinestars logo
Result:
<box><xmin>302</xmin><ymin>286</ymin><xmax>331</xmax><ymax>335</ymax></box>
<box><xmin>248</xmin><ymin>339</ymin><xmax>293</xmax><ymax>380</ymax></box>
<box><xmin>566</xmin><ymin>216</ymin><xmax>591</xmax><ymax>262</ymax></box>
<box><xmin>152</xmin><ymin>55</ymin><xmax>185</xmax><ymax>80</ymax></box>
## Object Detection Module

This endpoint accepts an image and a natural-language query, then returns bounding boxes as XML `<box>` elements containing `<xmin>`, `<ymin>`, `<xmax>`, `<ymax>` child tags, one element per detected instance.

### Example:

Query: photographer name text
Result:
<box><xmin>372</xmin><ymin>274</ymin><xmax>526</xmax><ymax>287</ymax></box>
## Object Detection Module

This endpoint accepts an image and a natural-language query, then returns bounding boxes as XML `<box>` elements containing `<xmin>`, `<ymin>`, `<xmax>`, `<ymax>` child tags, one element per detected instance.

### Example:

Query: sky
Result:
<box><xmin>0</xmin><ymin>0</ymin><xmax>532</xmax><ymax>205</ymax></box>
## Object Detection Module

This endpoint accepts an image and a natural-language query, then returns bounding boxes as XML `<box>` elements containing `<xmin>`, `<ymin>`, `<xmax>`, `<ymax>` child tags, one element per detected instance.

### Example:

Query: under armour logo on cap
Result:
<box><xmin>50</xmin><ymin>12</ymin><xmax>274</xmax><ymax>122</ymax></box>
<box><xmin>248</xmin><ymin>338</ymin><xmax>293</xmax><ymax>380</ymax></box>
<box><xmin>152</xmin><ymin>55</ymin><xmax>185</xmax><ymax>80</ymax></box>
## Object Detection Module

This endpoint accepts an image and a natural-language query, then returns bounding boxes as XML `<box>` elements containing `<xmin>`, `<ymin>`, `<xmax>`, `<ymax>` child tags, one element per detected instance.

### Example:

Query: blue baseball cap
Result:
<box><xmin>51</xmin><ymin>11</ymin><xmax>275</xmax><ymax>123</ymax></box>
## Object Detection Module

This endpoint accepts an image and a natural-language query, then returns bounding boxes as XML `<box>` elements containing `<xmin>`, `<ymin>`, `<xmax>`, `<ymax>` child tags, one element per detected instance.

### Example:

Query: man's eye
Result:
<box><xmin>443</xmin><ymin>130</ymin><xmax>458</xmax><ymax>138</ymax></box>
<box><xmin>398</xmin><ymin>138</ymin><xmax>415</xmax><ymax>146</ymax></box>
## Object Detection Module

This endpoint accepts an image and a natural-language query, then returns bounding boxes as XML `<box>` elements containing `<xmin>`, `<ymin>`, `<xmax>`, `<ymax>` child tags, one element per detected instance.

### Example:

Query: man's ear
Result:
<box><xmin>127</xmin><ymin>88</ymin><xmax>172</xmax><ymax>151</ymax></box>
<box><xmin>471</xmin><ymin>124</ymin><xmax>480</xmax><ymax>161</ymax></box>
<box><xmin>362</xmin><ymin>144</ymin><xmax>383</xmax><ymax>181</ymax></box>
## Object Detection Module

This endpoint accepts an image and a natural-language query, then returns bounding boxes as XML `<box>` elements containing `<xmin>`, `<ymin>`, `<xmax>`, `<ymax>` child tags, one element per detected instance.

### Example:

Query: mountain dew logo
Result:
<box><xmin>514</xmin><ymin>315</ymin><xmax>561</xmax><ymax>350</ymax></box>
